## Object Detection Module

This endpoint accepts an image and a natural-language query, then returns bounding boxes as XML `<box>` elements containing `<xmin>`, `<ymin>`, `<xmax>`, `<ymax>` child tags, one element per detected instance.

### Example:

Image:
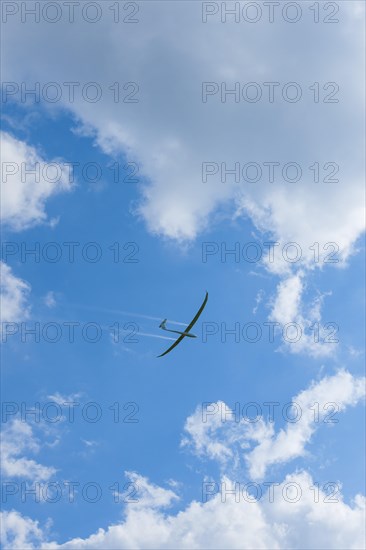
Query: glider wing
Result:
<box><xmin>157</xmin><ymin>291</ymin><xmax>208</xmax><ymax>358</ymax></box>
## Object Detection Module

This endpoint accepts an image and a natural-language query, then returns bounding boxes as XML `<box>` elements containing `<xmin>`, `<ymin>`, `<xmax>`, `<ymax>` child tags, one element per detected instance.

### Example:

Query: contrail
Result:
<box><xmin>100</xmin><ymin>325</ymin><xmax>176</xmax><ymax>341</ymax></box>
<box><xmin>138</xmin><ymin>332</ymin><xmax>175</xmax><ymax>341</ymax></box>
<box><xmin>70</xmin><ymin>304</ymin><xmax>188</xmax><ymax>326</ymax></box>
<box><xmin>31</xmin><ymin>315</ymin><xmax>177</xmax><ymax>342</ymax></box>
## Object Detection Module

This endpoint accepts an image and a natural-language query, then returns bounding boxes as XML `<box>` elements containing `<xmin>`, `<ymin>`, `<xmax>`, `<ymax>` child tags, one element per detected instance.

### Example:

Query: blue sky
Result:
<box><xmin>1</xmin><ymin>2</ymin><xmax>365</xmax><ymax>549</ymax></box>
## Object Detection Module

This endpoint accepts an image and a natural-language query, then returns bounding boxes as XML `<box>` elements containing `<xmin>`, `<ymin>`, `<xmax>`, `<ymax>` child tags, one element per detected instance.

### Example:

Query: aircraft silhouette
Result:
<box><xmin>157</xmin><ymin>291</ymin><xmax>208</xmax><ymax>357</ymax></box>
<box><xmin>159</xmin><ymin>319</ymin><xmax>197</xmax><ymax>338</ymax></box>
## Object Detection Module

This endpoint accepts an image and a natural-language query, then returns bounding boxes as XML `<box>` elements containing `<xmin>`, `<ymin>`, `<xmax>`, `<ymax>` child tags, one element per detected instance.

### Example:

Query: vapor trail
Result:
<box><xmin>100</xmin><ymin>325</ymin><xmax>176</xmax><ymax>341</ymax></box>
<box><xmin>137</xmin><ymin>332</ymin><xmax>175</xmax><ymax>341</ymax></box>
<box><xmin>70</xmin><ymin>304</ymin><xmax>188</xmax><ymax>326</ymax></box>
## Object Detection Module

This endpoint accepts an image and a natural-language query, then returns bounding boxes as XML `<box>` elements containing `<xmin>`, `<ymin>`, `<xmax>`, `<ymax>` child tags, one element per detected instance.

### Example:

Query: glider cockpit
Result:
<box><xmin>159</xmin><ymin>319</ymin><xmax>197</xmax><ymax>338</ymax></box>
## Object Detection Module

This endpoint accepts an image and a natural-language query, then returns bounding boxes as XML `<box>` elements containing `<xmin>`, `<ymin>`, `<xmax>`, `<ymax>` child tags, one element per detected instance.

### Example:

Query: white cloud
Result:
<box><xmin>123</xmin><ymin>471</ymin><xmax>179</xmax><ymax>510</ymax></box>
<box><xmin>1</xmin><ymin>419</ymin><xmax>57</xmax><ymax>481</ymax></box>
<box><xmin>246</xmin><ymin>370</ymin><xmax>365</xmax><ymax>481</ymax></box>
<box><xmin>182</xmin><ymin>371</ymin><xmax>366</xmax><ymax>481</ymax></box>
<box><xmin>252</xmin><ymin>289</ymin><xmax>265</xmax><ymax>315</ymax></box>
<box><xmin>2</xmin><ymin>5</ymin><xmax>364</xmax><ymax>247</ymax></box>
<box><xmin>45</xmin><ymin>392</ymin><xmax>82</xmax><ymax>406</ymax></box>
<box><xmin>270</xmin><ymin>272</ymin><xmax>304</xmax><ymax>325</ymax></box>
<box><xmin>0</xmin><ymin>510</ymin><xmax>49</xmax><ymax>550</ymax></box>
<box><xmin>43</xmin><ymin>291</ymin><xmax>56</xmax><ymax>309</ymax></box>
<box><xmin>1</xmin><ymin>131</ymin><xmax>73</xmax><ymax>232</ymax></box>
<box><xmin>1</xmin><ymin>471</ymin><xmax>365</xmax><ymax>550</ymax></box>
<box><xmin>0</xmin><ymin>262</ymin><xmax>31</xmax><ymax>323</ymax></box>
<box><xmin>268</xmin><ymin>272</ymin><xmax>335</xmax><ymax>357</ymax></box>
<box><xmin>2</xmin><ymin>3</ymin><xmax>364</xmax><ymax>357</ymax></box>
<box><xmin>181</xmin><ymin>400</ymin><xmax>241</xmax><ymax>464</ymax></box>
<box><xmin>1</xmin><ymin>372</ymin><xmax>365</xmax><ymax>549</ymax></box>
<box><xmin>348</xmin><ymin>345</ymin><xmax>364</xmax><ymax>358</ymax></box>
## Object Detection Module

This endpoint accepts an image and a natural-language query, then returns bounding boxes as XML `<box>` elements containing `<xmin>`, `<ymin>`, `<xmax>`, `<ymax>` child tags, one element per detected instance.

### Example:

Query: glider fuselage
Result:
<box><xmin>157</xmin><ymin>292</ymin><xmax>208</xmax><ymax>357</ymax></box>
<box><xmin>160</xmin><ymin>327</ymin><xmax>197</xmax><ymax>338</ymax></box>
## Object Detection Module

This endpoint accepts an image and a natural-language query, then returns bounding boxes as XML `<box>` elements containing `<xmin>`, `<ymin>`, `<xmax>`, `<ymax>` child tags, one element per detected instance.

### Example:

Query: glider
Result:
<box><xmin>157</xmin><ymin>291</ymin><xmax>208</xmax><ymax>357</ymax></box>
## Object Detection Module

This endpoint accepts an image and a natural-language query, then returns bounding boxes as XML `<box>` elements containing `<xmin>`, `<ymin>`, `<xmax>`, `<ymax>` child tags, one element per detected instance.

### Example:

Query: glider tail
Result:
<box><xmin>159</xmin><ymin>319</ymin><xmax>167</xmax><ymax>329</ymax></box>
